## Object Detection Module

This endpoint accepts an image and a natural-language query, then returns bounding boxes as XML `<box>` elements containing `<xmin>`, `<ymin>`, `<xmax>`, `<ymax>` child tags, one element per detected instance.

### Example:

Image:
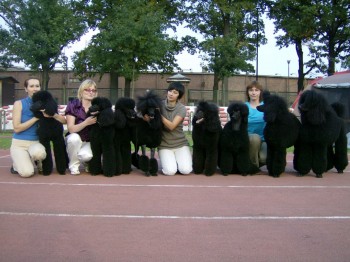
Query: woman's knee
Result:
<box><xmin>66</xmin><ymin>133</ymin><xmax>82</xmax><ymax>147</ymax></box>
<box><xmin>28</xmin><ymin>143</ymin><xmax>46</xmax><ymax>161</ymax></box>
<box><xmin>78</xmin><ymin>143</ymin><xmax>93</xmax><ymax>162</ymax></box>
<box><xmin>17</xmin><ymin>166</ymin><xmax>35</xmax><ymax>178</ymax></box>
<box><xmin>249</xmin><ymin>134</ymin><xmax>262</xmax><ymax>148</ymax></box>
<box><xmin>178</xmin><ymin>164</ymin><xmax>192</xmax><ymax>175</ymax></box>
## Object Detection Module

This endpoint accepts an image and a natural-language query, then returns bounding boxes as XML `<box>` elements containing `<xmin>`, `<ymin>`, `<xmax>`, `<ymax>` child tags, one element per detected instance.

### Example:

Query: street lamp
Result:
<box><xmin>287</xmin><ymin>60</ymin><xmax>291</xmax><ymax>102</ymax></box>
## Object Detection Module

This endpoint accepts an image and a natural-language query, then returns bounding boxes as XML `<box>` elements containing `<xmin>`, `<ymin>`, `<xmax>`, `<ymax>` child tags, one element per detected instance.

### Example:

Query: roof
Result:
<box><xmin>313</xmin><ymin>70</ymin><xmax>350</xmax><ymax>89</ymax></box>
<box><xmin>0</xmin><ymin>76</ymin><xmax>19</xmax><ymax>83</ymax></box>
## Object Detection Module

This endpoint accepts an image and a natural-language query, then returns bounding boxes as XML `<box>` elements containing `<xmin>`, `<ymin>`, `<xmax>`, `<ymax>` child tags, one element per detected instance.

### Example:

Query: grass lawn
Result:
<box><xmin>1</xmin><ymin>131</ymin><xmax>349</xmax><ymax>153</ymax></box>
<box><xmin>0</xmin><ymin>131</ymin><xmax>12</xmax><ymax>149</ymax></box>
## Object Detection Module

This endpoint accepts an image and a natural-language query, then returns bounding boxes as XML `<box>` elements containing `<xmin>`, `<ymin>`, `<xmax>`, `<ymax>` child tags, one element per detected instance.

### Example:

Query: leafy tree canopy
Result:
<box><xmin>0</xmin><ymin>0</ymin><xmax>87</xmax><ymax>89</ymax></box>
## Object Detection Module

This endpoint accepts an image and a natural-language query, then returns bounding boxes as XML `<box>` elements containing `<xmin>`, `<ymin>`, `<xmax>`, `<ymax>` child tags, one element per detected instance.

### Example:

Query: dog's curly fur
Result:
<box><xmin>293</xmin><ymin>90</ymin><xmax>348</xmax><ymax>178</ymax></box>
<box><xmin>218</xmin><ymin>102</ymin><xmax>260</xmax><ymax>176</ymax></box>
<box><xmin>192</xmin><ymin>101</ymin><xmax>221</xmax><ymax>176</ymax></box>
<box><xmin>31</xmin><ymin>90</ymin><xmax>67</xmax><ymax>175</ymax></box>
<box><xmin>257</xmin><ymin>91</ymin><xmax>300</xmax><ymax>177</ymax></box>
<box><xmin>88</xmin><ymin>97</ymin><xmax>116</xmax><ymax>177</ymax></box>
<box><xmin>114</xmin><ymin>97</ymin><xmax>136</xmax><ymax>175</ymax></box>
<box><xmin>131</xmin><ymin>91</ymin><xmax>163</xmax><ymax>176</ymax></box>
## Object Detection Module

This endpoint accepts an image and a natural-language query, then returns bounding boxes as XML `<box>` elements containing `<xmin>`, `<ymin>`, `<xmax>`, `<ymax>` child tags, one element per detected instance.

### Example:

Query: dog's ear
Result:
<box><xmin>98</xmin><ymin>108</ymin><xmax>115</xmax><ymax>127</ymax></box>
<box><xmin>241</xmin><ymin>103</ymin><xmax>249</xmax><ymax>123</ymax></box>
<box><xmin>44</xmin><ymin>100</ymin><xmax>58</xmax><ymax>116</ymax></box>
<box><xmin>262</xmin><ymin>90</ymin><xmax>271</xmax><ymax>102</ymax></box>
<box><xmin>115</xmin><ymin>109</ymin><xmax>127</xmax><ymax>128</ymax></box>
<box><xmin>30</xmin><ymin>101</ymin><xmax>44</xmax><ymax>118</ymax></box>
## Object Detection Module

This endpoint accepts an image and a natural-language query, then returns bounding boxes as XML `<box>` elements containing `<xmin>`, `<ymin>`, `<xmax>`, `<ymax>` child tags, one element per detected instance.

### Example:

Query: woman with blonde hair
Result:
<box><xmin>65</xmin><ymin>79</ymin><xmax>98</xmax><ymax>175</ymax></box>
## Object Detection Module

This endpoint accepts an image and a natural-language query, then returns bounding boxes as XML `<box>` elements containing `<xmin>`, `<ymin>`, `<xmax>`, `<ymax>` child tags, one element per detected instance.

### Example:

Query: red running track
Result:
<box><xmin>1</xmin><ymin>150</ymin><xmax>350</xmax><ymax>262</ymax></box>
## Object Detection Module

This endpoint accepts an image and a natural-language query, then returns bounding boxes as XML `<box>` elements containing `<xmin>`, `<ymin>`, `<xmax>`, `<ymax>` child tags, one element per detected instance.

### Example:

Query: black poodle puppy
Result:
<box><xmin>131</xmin><ymin>91</ymin><xmax>163</xmax><ymax>176</ymax></box>
<box><xmin>293</xmin><ymin>90</ymin><xmax>348</xmax><ymax>178</ymax></box>
<box><xmin>31</xmin><ymin>90</ymin><xmax>67</xmax><ymax>175</ymax></box>
<box><xmin>192</xmin><ymin>101</ymin><xmax>221</xmax><ymax>176</ymax></box>
<box><xmin>88</xmin><ymin>97</ymin><xmax>116</xmax><ymax>177</ymax></box>
<box><xmin>219</xmin><ymin>102</ymin><xmax>260</xmax><ymax>176</ymax></box>
<box><xmin>114</xmin><ymin>97</ymin><xmax>137</xmax><ymax>175</ymax></box>
<box><xmin>257</xmin><ymin>91</ymin><xmax>300</xmax><ymax>177</ymax></box>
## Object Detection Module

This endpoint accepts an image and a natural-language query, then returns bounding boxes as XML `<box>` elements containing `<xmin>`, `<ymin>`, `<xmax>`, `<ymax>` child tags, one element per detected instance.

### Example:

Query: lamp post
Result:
<box><xmin>287</xmin><ymin>60</ymin><xmax>290</xmax><ymax>103</ymax></box>
<box><xmin>255</xmin><ymin>7</ymin><xmax>259</xmax><ymax>81</ymax></box>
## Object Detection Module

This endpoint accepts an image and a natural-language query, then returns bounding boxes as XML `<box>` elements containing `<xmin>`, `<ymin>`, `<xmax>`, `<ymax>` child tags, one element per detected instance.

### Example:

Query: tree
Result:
<box><xmin>267</xmin><ymin>0</ymin><xmax>317</xmax><ymax>92</ymax></box>
<box><xmin>308</xmin><ymin>0</ymin><xmax>350</xmax><ymax>76</ymax></box>
<box><xmin>179</xmin><ymin>0</ymin><xmax>266</xmax><ymax>104</ymax></box>
<box><xmin>73</xmin><ymin>0</ymin><xmax>182</xmax><ymax>99</ymax></box>
<box><xmin>0</xmin><ymin>0</ymin><xmax>87</xmax><ymax>89</ymax></box>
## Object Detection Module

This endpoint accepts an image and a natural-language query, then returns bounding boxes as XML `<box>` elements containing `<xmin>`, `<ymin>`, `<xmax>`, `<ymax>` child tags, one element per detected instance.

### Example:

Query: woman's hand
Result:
<box><xmin>85</xmin><ymin>116</ymin><xmax>97</xmax><ymax>126</ymax></box>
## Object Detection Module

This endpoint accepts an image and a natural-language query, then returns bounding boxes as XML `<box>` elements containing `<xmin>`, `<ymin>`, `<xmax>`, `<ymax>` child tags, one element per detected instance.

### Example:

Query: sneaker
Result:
<box><xmin>70</xmin><ymin>169</ymin><xmax>80</xmax><ymax>176</ymax></box>
<box><xmin>36</xmin><ymin>161</ymin><xmax>43</xmax><ymax>174</ymax></box>
<box><xmin>10</xmin><ymin>166</ymin><xmax>18</xmax><ymax>175</ymax></box>
<box><xmin>84</xmin><ymin>162</ymin><xmax>90</xmax><ymax>173</ymax></box>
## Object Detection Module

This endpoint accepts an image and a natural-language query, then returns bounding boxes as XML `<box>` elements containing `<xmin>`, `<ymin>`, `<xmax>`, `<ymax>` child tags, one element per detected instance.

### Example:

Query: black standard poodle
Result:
<box><xmin>114</xmin><ymin>97</ymin><xmax>137</xmax><ymax>175</ymax></box>
<box><xmin>218</xmin><ymin>102</ymin><xmax>260</xmax><ymax>176</ymax></box>
<box><xmin>131</xmin><ymin>91</ymin><xmax>163</xmax><ymax>176</ymax></box>
<box><xmin>293</xmin><ymin>89</ymin><xmax>348</xmax><ymax>178</ymax></box>
<box><xmin>256</xmin><ymin>91</ymin><xmax>300</xmax><ymax>177</ymax></box>
<box><xmin>192</xmin><ymin>101</ymin><xmax>221</xmax><ymax>176</ymax></box>
<box><xmin>31</xmin><ymin>90</ymin><xmax>67</xmax><ymax>175</ymax></box>
<box><xmin>88</xmin><ymin>97</ymin><xmax>116</xmax><ymax>177</ymax></box>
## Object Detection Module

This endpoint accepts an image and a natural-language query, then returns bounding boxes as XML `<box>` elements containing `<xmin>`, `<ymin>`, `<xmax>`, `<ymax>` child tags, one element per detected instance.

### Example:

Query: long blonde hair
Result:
<box><xmin>77</xmin><ymin>79</ymin><xmax>97</xmax><ymax>100</ymax></box>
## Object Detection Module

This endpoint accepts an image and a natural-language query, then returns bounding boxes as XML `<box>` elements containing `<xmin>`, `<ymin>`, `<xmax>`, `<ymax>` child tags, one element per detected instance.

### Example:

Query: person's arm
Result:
<box><xmin>66</xmin><ymin>114</ymin><xmax>97</xmax><ymax>134</ymax></box>
<box><xmin>161</xmin><ymin>115</ymin><xmax>184</xmax><ymax>131</ymax></box>
<box><xmin>12</xmin><ymin>100</ymin><xmax>39</xmax><ymax>134</ymax></box>
<box><xmin>41</xmin><ymin>110</ymin><xmax>67</xmax><ymax>124</ymax></box>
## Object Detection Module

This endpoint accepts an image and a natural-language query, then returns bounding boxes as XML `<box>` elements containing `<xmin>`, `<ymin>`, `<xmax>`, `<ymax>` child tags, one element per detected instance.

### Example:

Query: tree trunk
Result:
<box><xmin>124</xmin><ymin>78</ymin><xmax>131</xmax><ymax>98</ymax></box>
<box><xmin>40</xmin><ymin>68</ymin><xmax>50</xmax><ymax>91</ymax></box>
<box><xmin>213</xmin><ymin>73</ymin><xmax>220</xmax><ymax>104</ymax></box>
<box><xmin>110</xmin><ymin>70</ymin><xmax>119</xmax><ymax>104</ymax></box>
<box><xmin>327</xmin><ymin>39</ymin><xmax>336</xmax><ymax>76</ymax></box>
<box><xmin>295</xmin><ymin>40</ymin><xmax>305</xmax><ymax>93</ymax></box>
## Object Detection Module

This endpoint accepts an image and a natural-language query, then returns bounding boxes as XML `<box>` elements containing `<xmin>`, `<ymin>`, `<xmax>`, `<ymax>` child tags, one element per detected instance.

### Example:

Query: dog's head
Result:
<box><xmin>136</xmin><ymin>90</ymin><xmax>162</xmax><ymax>120</ymax></box>
<box><xmin>298</xmin><ymin>90</ymin><xmax>329</xmax><ymax>125</ymax></box>
<box><xmin>31</xmin><ymin>90</ymin><xmax>58</xmax><ymax>117</ymax></box>
<box><xmin>192</xmin><ymin>101</ymin><xmax>221</xmax><ymax>132</ymax></box>
<box><xmin>114</xmin><ymin>97</ymin><xmax>136</xmax><ymax>128</ymax></box>
<box><xmin>257</xmin><ymin>91</ymin><xmax>288</xmax><ymax>123</ymax></box>
<box><xmin>88</xmin><ymin>97</ymin><xmax>114</xmax><ymax>127</ymax></box>
<box><xmin>115</xmin><ymin>97</ymin><xmax>136</xmax><ymax>119</ymax></box>
<box><xmin>227</xmin><ymin>102</ymin><xmax>249</xmax><ymax>124</ymax></box>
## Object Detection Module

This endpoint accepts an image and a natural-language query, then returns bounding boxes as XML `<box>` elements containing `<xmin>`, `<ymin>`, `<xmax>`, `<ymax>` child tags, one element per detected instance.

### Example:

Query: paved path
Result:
<box><xmin>1</xmin><ymin>150</ymin><xmax>350</xmax><ymax>262</ymax></box>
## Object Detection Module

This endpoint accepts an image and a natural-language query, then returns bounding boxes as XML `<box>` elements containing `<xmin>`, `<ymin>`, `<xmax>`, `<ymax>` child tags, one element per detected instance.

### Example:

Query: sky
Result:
<box><xmin>64</xmin><ymin>16</ymin><xmax>301</xmax><ymax>77</ymax></box>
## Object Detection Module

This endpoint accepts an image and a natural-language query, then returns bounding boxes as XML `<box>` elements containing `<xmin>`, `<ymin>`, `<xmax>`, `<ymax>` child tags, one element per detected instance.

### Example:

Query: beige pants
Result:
<box><xmin>10</xmin><ymin>138</ymin><xmax>47</xmax><ymax>178</ymax></box>
<box><xmin>249</xmin><ymin>134</ymin><xmax>267</xmax><ymax>168</ymax></box>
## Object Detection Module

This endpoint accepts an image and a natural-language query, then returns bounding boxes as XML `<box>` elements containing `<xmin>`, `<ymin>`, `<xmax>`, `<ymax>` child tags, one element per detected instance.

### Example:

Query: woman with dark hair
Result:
<box><xmin>10</xmin><ymin>78</ymin><xmax>66</xmax><ymax>177</ymax></box>
<box><xmin>245</xmin><ymin>81</ymin><xmax>267</xmax><ymax>168</ymax></box>
<box><xmin>158</xmin><ymin>82</ymin><xmax>192</xmax><ymax>175</ymax></box>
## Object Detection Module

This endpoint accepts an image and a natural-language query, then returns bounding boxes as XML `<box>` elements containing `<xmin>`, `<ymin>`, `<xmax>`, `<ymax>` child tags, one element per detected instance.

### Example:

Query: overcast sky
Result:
<box><xmin>64</xmin><ymin>17</ymin><xmax>303</xmax><ymax>77</ymax></box>
<box><xmin>55</xmin><ymin>16</ymin><xmax>344</xmax><ymax>78</ymax></box>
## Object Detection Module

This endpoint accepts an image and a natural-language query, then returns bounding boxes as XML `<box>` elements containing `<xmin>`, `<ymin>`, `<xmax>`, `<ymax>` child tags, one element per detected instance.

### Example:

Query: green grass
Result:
<box><xmin>1</xmin><ymin>130</ymin><xmax>349</xmax><ymax>153</ymax></box>
<box><xmin>0</xmin><ymin>131</ymin><xmax>12</xmax><ymax>149</ymax></box>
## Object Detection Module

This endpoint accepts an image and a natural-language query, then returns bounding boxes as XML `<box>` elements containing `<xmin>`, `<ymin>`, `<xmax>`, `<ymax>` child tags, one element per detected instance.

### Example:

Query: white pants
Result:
<box><xmin>158</xmin><ymin>146</ymin><xmax>192</xmax><ymax>176</ymax></box>
<box><xmin>10</xmin><ymin>139</ymin><xmax>47</xmax><ymax>178</ymax></box>
<box><xmin>65</xmin><ymin>133</ymin><xmax>93</xmax><ymax>173</ymax></box>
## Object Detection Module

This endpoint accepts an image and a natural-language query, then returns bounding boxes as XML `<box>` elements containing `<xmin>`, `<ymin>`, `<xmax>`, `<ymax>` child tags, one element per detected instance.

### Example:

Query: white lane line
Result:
<box><xmin>1</xmin><ymin>181</ymin><xmax>350</xmax><ymax>189</ymax></box>
<box><xmin>1</xmin><ymin>211</ymin><xmax>350</xmax><ymax>220</ymax></box>
<box><xmin>0</xmin><ymin>155</ymin><xmax>10</xmax><ymax>159</ymax></box>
